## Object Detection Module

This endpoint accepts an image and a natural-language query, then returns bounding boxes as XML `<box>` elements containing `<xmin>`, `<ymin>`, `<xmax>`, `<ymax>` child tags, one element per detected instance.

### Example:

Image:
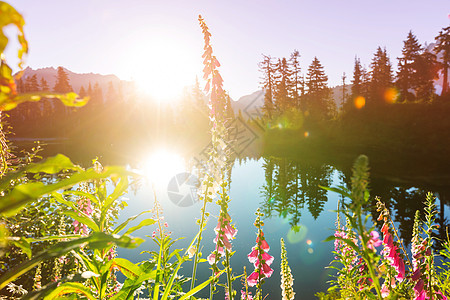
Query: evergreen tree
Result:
<box><xmin>305</xmin><ymin>57</ymin><xmax>332</xmax><ymax>119</ymax></box>
<box><xmin>93</xmin><ymin>82</ymin><xmax>103</xmax><ymax>104</ymax></box>
<box><xmin>414</xmin><ymin>51</ymin><xmax>437</xmax><ymax>101</ymax></box>
<box><xmin>396</xmin><ymin>31</ymin><xmax>422</xmax><ymax>102</ymax></box>
<box><xmin>87</xmin><ymin>82</ymin><xmax>93</xmax><ymax>96</ymax></box>
<box><xmin>306</xmin><ymin>57</ymin><xmax>328</xmax><ymax>93</ymax></box>
<box><xmin>369</xmin><ymin>47</ymin><xmax>393</xmax><ymax>105</ymax></box>
<box><xmin>26</xmin><ymin>74</ymin><xmax>40</xmax><ymax>92</ymax></box>
<box><xmin>79</xmin><ymin>86</ymin><xmax>87</xmax><ymax>98</ymax></box>
<box><xmin>274</xmin><ymin>57</ymin><xmax>293</xmax><ymax>113</ymax></box>
<box><xmin>289</xmin><ymin>50</ymin><xmax>302</xmax><ymax>109</ymax></box>
<box><xmin>53</xmin><ymin>67</ymin><xmax>73</xmax><ymax>93</ymax></box>
<box><xmin>106</xmin><ymin>81</ymin><xmax>117</xmax><ymax>101</ymax></box>
<box><xmin>259</xmin><ymin>54</ymin><xmax>276</xmax><ymax>118</ymax></box>
<box><xmin>16</xmin><ymin>78</ymin><xmax>24</xmax><ymax>93</ymax></box>
<box><xmin>434</xmin><ymin>26</ymin><xmax>450</xmax><ymax>96</ymax></box>
<box><xmin>40</xmin><ymin>77</ymin><xmax>49</xmax><ymax>91</ymax></box>
<box><xmin>351</xmin><ymin>56</ymin><xmax>363</xmax><ymax>97</ymax></box>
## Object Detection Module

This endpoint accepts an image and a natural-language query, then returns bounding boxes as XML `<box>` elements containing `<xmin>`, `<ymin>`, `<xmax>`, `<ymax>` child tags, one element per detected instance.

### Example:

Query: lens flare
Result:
<box><xmin>354</xmin><ymin>96</ymin><xmax>365</xmax><ymax>109</ymax></box>
<box><xmin>306</xmin><ymin>239</ymin><xmax>312</xmax><ymax>246</ymax></box>
<box><xmin>304</xmin><ymin>131</ymin><xmax>309</xmax><ymax>138</ymax></box>
<box><xmin>384</xmin><ymin>88</ymin><xmax>399</xmax><ymax>104</ymax></box>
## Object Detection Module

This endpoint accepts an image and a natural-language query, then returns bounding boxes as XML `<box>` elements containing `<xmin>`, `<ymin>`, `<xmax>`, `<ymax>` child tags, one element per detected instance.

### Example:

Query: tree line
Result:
<box><xmin>259</xmin><ymin>26</ymin><xmax>450</xmax><ymax>123</ymax></box>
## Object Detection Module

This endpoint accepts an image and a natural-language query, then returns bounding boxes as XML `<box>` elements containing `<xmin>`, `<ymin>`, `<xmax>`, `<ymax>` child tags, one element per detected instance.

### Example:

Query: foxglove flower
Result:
<box><xmin>247</xmin><ymin>211</ymin><xmax>273</xmax><ymax>288</ymax></box>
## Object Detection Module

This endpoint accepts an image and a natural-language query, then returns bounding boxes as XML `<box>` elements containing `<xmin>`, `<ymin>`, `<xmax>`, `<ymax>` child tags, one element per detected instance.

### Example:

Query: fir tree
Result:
<box><xmin>305</xmin><ymin>57</ymin><xmax>332</xmax><ymax>119</ymax></box>
<box><xmin>53</xmin><ymin>67</ymin><xmax>73</xmax><ymax>93</ymax></box>
<box><xmin>259</xmin><ymin>54</ymin><xmax>276</xmax><ymax>118</ymax></box>
<box><xmin>274</xmin><ymin>57</ymin><xmax>293</xmax><ymax>113</ymax></box>
<box><xmin>106</xmin><ymin>81</ymin><xmax>117</xmax><ymax>101</ymax></box>
<box><xmin>79</xmin><ymin>86</ymin><xmax>87</xmax><ymax>98</ymax></box>
<box><xmin>26</xmin><ymin>74</ymin><xmax>40</xmax><ymax>92</ymax></box>
<box><xmin>396</xmin><ymin>31</ymin><xmax>422</xmax><ymax>102</ymax></box>
<box><xmin>306</xmin><ymin>57</ymin><xmax>328</xmax><ymax>93</ymax></box>
<box><xmin>434</xmin><ymin>26</ymin><xmax>450</xmax><ymax>96</ymax></box>
<box><xmin>40</xmin><ymin>77</ymin><xmax>49</xmax><ymax>92</ymax></box>
<box><xmin>351</xmin><ymin>56</ymin><xmax>363</xmax><ymax>97</ymax></box>
<box><xmin>289</xmin><ymin>50</ymin><xmax>302</xmax><ymax>109</ymax></box>
<box><xmin>369</xmin><ymin>47</ymin><xmax>393</xmax><ymax>105</ymax></box>
<box><xmin>93</xmin><ymin>82</ymin><xmax>103</xmax><ymax>104</ymax></box>
<box><xmin>414</xmin><ymin>51</ymin><xmax>437</xmax><ymax>101</ymax></box>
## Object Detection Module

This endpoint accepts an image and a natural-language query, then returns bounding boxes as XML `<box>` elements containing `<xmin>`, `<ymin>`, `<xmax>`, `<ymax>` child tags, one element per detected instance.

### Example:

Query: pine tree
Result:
<box><xmin>79</xmin><ymin>86</ymin><xmax>87</xmax><ymax>98</ymax></box>
<box><xmin>434</xmin><ymin>26</ymin><xmax>450</xmax><ymax>96</ymax></box>
<box><xmin>274</xmin><ymin>57</ymin><xmax>293</xmax><ymax>113</ymax></box>
<box><xmin>26</xmin><ymin>74</ymin><xmax>40</xmax><ymax>92</ymax></box>
<box><xmin>87</xmin><ymin>82</ymin><xmax>93</xmax><ymax>97</ymax></box>
<box><xmin>259</xmin><ymin>54</ymin><xmax>276</xmax><ymax>118</ymax></box>
<box><xmin>53</xmin><ymin>67</ymin><xmax>73</xmax><ymax>93</ymax></box>
<box><xmin>106</xmin><ymin>81</ymin><xmax>117</xmax><ymax>101</ymax></box>
<box><xmin>40</xmin><ymin>77</ymin><xmax>49</xmax><ymax>91</ymax></box>
<box><xmin>414</xmin><ymin>51</ymin><xmax>437</xmax><ymax>101</ymax></box>
<box><xmin>369</xmin><ymin>47</ymin><xmax>393</xmax><ymax>105</ymax></box>
<box><xmin>396</xmin><ymin>31</ymin><xmax>422</xmax><ymax>102</ymax></box>
<box><xmin>305</xmin><ymin>57</ymin><xmax>332</xmax><ymax>119</ymax></box>
<box><xmin>306</xmin><ymin>57</ymin><xmax>328</xmax><ymax>93</ymax></box>
<box><xmin>16</xmin><ymin>78</ymin><xmax>24</xmax><ymax>93</ymax></box>
<box><xmin>351</xmin><ymin>56</ymin><xmax>363</xmax><ymax>97</ymax></box>
<box><xmin>289</xmin><ymin>50</ymin><xmax>302</xmax><ymax>109</ymax></box>
<box><xmin>93</xmin><ymin>82</ymin><xmax>103</xmax><ymax>104</ymax></box>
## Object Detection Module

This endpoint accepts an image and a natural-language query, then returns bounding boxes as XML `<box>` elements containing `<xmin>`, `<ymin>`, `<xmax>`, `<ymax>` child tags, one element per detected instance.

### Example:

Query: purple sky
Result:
<box><xmin>5</xmin><ymin>0</ymin><xmax>450</xmax><ymax>100</ymax></box>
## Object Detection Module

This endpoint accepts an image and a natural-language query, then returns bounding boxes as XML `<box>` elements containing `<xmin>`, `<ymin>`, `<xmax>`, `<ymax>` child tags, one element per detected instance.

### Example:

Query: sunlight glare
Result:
<box><xmin>141</xmin><ymin>150</ymin><xmax>186</xmax><ymax>189</ymax></box>
<box><xmin>120</xmin><ymin>31</ymin><xmax>201</xmax><ymax>103</ymax></box>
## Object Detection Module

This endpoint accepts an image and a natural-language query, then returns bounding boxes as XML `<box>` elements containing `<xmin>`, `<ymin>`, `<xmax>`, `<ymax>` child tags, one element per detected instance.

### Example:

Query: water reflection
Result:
<box><xmin>260</xmin><ymin>156</ymin><xmax>333</xmax><ymax>227</ymax></box>
<box><xmin>258</xmin><ymin>154</ymin><xmax>450</xmax><ymax>249</ymax></box>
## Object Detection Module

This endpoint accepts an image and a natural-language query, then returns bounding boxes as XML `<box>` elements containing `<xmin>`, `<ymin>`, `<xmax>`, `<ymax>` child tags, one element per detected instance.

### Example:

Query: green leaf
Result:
<box><xmin>26</xmin><ymin>154</ymin><xmax>81</xmax><ymax>173</ymax></box>
<box><xmin>64</xmin><ymin>210</ymin><xmax>99</xmax><ymax>232</ymax></box>
<box><xmin>178</xmin><ymin>269</ymin><xmax>226</xmax><ymax>300</ymax></box>
<box><xmin>113</xmin><ymin>210</ymin><xmax>152</xmax><ymax>234</ymax></box>
<box><xmin>101</xmin><ymin>176</ymin><xmax>128</xmax><ymax>221</ymax></box>
<box><xmin>0</xmin><ymin>166</ymin><xmax>131</xmax><ymax>217</ymax></box>
<box><xmin>0</xmin><ymin>232</ymin><xmax>142</xmax><ymax>290</ymax></box>
<box><xmin>124</xmin><ymin>218</ymin><xmax>156</xmax><ymax>235</ymax></box>
<box><xmin>63</xmin><ymin>190</ymin><xmax>99</xmax><ymax>205</ymax></box>
<box><xmin>109</xmin><ymin>258</ymin><xmax>143</xmax><ymax>280</ymax></box>
<box><xmin>9</xmin><ymin>237</ymin><xmax>31</xmax><ymax>258</ymax></box>
<box><xmin>45</xmin><ymin>282</ymin><xmax>96</xmax><ymax>300</ymax></box>
<box><xmin>319</xmin><ymin>185</ymin><xmax>351</xmax><ymax>198</ymax></box>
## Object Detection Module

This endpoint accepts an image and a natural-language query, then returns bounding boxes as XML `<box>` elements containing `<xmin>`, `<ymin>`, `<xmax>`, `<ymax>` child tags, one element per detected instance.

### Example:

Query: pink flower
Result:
<box><xmin>247</xmin><ymin>271</ymin><xmax>259</xmax><ymax>287</ymax></box>
<box><xmin>208</xmin><ymin>212</ymin><xmax>237</xmax><ymax>265</ymax></box>
<box><xmin>241</xmin><ymin>289</ymin><xmax>253</xmax><ymax>300</ymax></box>
<box><xmin>367</xmin><ymin>231</ymin><xmax>382</xmax><ymax>251</ymax></box>
<box><xmin>207</xmin><ymin>253</ymin><xmax>216</xmax><ymax>265</ymax></box>
<box><xmin>247</xmin><ymin>229</ymin><xmax>273</xmax><ymax>286</ymax></box>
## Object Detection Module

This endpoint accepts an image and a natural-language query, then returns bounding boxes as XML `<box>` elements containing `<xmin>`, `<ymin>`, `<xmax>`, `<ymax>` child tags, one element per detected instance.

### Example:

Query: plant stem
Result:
<box><xmin>225</xmin><ymin>249</ymin><xmax>233</xmax><ymax>299</ymax></box>
<box><xmin>190</xmin><ymin>185</ymin><xmax>210</xmax><ymax>293</ymax></box>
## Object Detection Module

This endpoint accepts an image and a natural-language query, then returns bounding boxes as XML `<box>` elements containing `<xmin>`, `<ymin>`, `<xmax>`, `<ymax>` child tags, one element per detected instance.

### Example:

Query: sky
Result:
<box><xmin>5</xmin><ymin>0</ymin><xmax>450</xmax><ymax>100</ymax></box>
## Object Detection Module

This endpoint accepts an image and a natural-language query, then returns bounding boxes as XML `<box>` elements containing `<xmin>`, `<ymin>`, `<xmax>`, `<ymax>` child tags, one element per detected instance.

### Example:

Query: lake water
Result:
<box><xmin>108</xmin><ymin>146</ymin><xmax>450</xmax><ymax>299</ymax></box>
<box><xmin>15</xmin><ymin>139</ymin><xmax>450</xmax><ymax>299</ymax></box>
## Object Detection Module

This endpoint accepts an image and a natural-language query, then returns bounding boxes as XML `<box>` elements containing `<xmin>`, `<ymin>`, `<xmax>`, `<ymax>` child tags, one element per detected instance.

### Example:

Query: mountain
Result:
<box><xmin>17</xmin><ymin>67</ymin><xmax>132</xmax><ymax>101</ymax></box>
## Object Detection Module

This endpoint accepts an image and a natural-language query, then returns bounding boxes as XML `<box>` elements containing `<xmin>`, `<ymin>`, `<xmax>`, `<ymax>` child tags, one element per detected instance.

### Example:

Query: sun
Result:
<box><xmin>119</xmin><ymin>31</ymin><xmax>201</xmax><ymax>103</ymax></box>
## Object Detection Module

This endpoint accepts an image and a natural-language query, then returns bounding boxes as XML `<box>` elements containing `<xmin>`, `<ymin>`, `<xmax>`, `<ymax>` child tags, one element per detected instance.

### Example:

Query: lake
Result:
<box><xmin>15</xmin><ymin>138</ymin><xmax>450</xmax><ymax>299</ymax></box>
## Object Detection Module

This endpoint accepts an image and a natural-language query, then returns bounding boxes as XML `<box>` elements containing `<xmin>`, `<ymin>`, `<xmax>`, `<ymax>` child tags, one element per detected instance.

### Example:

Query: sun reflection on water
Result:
<box><xmin>140</xmin><ymin>149</ymin><xmax>186</xmax><ymax>189</ymax></box>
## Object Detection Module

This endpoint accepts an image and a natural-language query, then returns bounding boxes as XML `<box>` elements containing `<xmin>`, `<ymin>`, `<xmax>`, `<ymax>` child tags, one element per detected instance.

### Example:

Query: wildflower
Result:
<box><xmin>208</xmin><ymin>211</ymin><xmax>237</xmax><ymax>265</ymax></box>
<box><xmin>73</xmin><ymin>197</ymin><xmax>93</xmax><ymax>235</ymax></box>
<box><xmin>367</xmin><ymin>230</ymin><xmax>382</xmax><ymax>251</ymax></box>
<box><xmin>247</xmin><ymin>209</ymin><xmax>273</xmax><ymax>288</ymax></box>
<box><xmin>241</xmin><ymin>289</ymin><xmax>254</xmax><ymax>300</ymax></box>
<box><xmin>280</xmin><ymin>238</ymin><xmax>295</xmax><ymax>300</ymax></box>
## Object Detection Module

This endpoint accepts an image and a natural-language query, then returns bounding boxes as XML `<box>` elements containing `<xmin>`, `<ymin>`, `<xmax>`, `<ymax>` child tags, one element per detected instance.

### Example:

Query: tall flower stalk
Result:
<box><xmin>196</xmin><ymin>15</ymin><xmax>236</xmax><ymax>300</ymax></box>
<box><xmin>247</xmin><ymin>209</ymin><xmax>273</xmax><ymax>300</ymax></box>
<box><xmin>280</xmin><ymin>238</ymin><xmax>295</xmax><ymax>300</ymax></box>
